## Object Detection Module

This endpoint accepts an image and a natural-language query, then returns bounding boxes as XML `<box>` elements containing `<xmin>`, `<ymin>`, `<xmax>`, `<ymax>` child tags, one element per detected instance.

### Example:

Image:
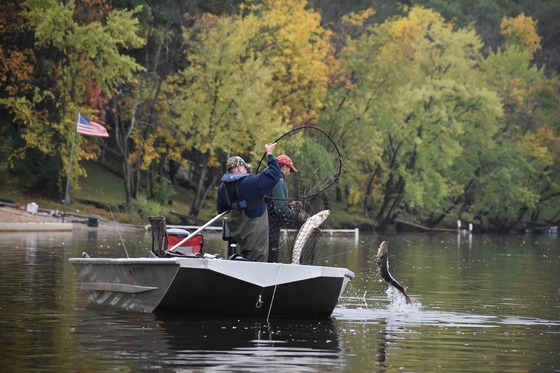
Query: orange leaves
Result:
<box><xmin>0</xmin><ymin>49</ymin><xmax>34</xmax><ymax>95</ymax></box>
<box><xmin>0</xmin><ymin>0</ymin><xmax>146</xmax><ymax>195</ymax></box>
<box><xmin>0</xmin><ymin>1</ymin><xmax>35</xmax><ymax>96</ymax></box>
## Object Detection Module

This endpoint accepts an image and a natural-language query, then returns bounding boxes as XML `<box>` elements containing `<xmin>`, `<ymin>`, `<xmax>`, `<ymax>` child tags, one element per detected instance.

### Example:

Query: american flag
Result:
<box><xmin>77</xmin><ymin>114</ymin><xmax>109</xmax><ymax>138</ymax></box>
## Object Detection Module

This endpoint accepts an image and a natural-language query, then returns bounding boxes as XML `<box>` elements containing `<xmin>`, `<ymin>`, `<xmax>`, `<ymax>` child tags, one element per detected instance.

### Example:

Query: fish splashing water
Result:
<box><xmin>291</xmin><ymin>210</ymin><xmax>330</xmax><ymax>264</ymax></box>
<box><xmin>375</xmin><ymin>241</ymin><xmax>412</xmax><ymax>304</ymax></box>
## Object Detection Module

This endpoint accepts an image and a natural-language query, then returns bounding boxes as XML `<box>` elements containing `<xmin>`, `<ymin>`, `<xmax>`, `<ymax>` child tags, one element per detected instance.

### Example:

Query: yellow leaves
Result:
<box><xmin>0</xmin><ymin>1</ymin><xmax>148</xmax><ymax>193</ymax></box>
<box><xmin>253</xmin><ymin>0</ymin><xmax>333</xmax><ymax>126</ymax></box>
<box><xmin>500</xmin><ymin>13</ymin><xmax>541</xmax><ymax>53</ymax></box>
<box><xmin>346</xmin><ymin>188</ymin><xmax>362</xmax><ymax>210</ymax></box>
<box><xmin>162</xmin><ymin>12</ymin><xmax>286</xmax><ymax>167</ymax></box>
<box><xmin>378</xmin><ymin>7</ymin><xmax>449</xmax><ymax>63</ymax></box>
<box><xmin>129</xmin><ymin>130</ymin><xmax>156</xmax><ymax>171</ymax></box>
<box><xmin>381</xmin><ymin>18</ymin><xmax>418</xmax><ymax>60</ymax></box>
<box><xmin>391</xmin><ymin>18</ymin><xmax>419</xmax><ymax>43</ymax></box>
<box><xmin>520</xmin><ymin>125</ymin><xmax>560</xmax><ymax>167</ymax></box>
<box><xmin>341</xmin><ymin>8</ymin><xmax>376</xmax><ymax>29</ymax></box>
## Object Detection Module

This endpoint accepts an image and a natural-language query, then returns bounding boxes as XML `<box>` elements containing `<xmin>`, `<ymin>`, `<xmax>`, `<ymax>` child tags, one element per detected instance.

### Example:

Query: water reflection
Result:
<box><xmin>0</xmin><ymin>230</ymin><xmax>559</xmax><ymax>372</ymax></box>
<box><xmin>73</xmin><ymin>308</ymin><xmax>346</xmax><ymax>372</ymax></box>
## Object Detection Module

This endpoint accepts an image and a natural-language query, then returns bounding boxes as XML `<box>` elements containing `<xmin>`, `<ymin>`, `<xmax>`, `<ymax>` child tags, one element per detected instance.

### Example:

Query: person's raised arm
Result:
<box><xmin>265</xmin><ymin>142</ymin><xmax>277</xmax><ymax>155</ymax></box>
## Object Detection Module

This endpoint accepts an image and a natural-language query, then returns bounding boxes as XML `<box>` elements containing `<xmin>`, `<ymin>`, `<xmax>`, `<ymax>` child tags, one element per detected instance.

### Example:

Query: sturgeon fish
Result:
<box><xmin>375</xmin><ymin>241</ymin><xmax>412</xmax><ymax>304</ymax></box>
<box><xmin>291</xmin><ymin>210</ymin><xmax>330</xmax><ymax>264</ymax></box>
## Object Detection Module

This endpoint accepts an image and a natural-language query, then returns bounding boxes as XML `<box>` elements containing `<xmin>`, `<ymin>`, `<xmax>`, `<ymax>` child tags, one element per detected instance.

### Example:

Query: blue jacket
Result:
<box><xmin>216</xmin><ymin>155</ymin><xmax>282</xmax><ymax>218</ymax></box>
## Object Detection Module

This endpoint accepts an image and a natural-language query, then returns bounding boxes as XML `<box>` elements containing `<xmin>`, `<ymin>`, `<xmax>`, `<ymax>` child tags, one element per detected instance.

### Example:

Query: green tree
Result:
<box><xmin>322</xmin><ymin>7</ymin><xmax>504</xmax><ymax>230</ymax></box>
<box><xmin>475</xmin><ymin>14</ymin><xmax>560</xmax><ymax>230</ymax></box>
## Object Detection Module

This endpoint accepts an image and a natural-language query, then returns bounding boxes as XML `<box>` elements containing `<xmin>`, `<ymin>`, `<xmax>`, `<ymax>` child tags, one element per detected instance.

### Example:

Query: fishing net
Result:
<box><xmin>255</xmin><ymin>126</ymin><xmax>342</xmax><ymax>265</ymax></box>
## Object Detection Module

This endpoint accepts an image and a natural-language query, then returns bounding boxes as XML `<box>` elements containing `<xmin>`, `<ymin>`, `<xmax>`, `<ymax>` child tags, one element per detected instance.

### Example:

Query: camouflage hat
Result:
<box><xmin>226</xmin><ymin>156</ymin><xmax>250</xmax><ymax>171</ymax></box>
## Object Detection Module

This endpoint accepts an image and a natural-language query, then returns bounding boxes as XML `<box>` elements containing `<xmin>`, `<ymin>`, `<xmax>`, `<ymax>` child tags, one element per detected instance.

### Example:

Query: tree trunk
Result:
<box><xmin>189</xmin><ymin>159</ymin><xmax>220</xmax><ymax>217</ymax></box>
<box><xmin>110</xmin><ymin>97</ymin><xmax>141</xmax><ymax>208</ymax></box>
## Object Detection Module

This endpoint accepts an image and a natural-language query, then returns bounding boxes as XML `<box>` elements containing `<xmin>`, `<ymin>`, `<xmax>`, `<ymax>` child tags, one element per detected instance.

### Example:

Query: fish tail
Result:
<box><xmin>389</xmin><ymin>280</ymin><xmax>412</xmax><ymax>304</ymax></box>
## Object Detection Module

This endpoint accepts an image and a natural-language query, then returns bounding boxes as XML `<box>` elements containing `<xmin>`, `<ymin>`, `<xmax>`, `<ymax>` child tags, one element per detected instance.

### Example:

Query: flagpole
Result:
<box><xmin>64</xmin><ymin>111</ymin><xmax>80</xmax><ymax>205</ymax></box>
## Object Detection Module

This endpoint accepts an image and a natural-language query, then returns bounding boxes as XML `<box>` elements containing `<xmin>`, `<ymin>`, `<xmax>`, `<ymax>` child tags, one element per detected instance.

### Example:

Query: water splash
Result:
<box><xmin>386</xmin><ymin>286</ymin><xmax>421</xmax><ymax>313</ymax></box>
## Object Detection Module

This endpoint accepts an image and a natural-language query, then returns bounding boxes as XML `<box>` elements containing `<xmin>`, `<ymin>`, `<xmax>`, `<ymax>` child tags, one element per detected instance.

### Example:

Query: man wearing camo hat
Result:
<box><xmin>216</xmin><ymin>143</ymin><xmax>282</xmax><ymax>262</ymax></box>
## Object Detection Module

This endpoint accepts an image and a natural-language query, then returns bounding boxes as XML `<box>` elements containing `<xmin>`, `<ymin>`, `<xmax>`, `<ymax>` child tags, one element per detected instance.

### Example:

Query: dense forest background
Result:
<box><xmin>1</xmin><ymin>0</ymin><xmax>559</xmax><ymax>232</ymax></box>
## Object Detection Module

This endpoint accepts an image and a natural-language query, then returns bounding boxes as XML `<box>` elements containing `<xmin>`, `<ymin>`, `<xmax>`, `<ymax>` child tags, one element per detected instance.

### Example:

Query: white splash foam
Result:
<box><xmin>386</xmin><ymin>286</ymin><xmax>421</xmax><ymax>313</ymax></box>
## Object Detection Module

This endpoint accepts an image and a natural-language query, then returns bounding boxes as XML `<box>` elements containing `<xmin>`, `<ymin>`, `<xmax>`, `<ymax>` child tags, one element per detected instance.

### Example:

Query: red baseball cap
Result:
<box><xmin>277</xmin><ymin>155</ymin><xmax>298</xmax><ymax>172</ymax></box>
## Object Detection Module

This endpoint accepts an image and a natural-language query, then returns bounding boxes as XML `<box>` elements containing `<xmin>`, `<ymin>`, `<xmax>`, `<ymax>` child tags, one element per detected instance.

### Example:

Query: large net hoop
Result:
<box><xmin>256</xmin><ymin>126</ymin><xmax>342</xmax><ymax>200</ymax></box>
<box><xmin>256</xmin><ymin>126</ymin><xmax>342</xmax><ymax>264</ymax></box>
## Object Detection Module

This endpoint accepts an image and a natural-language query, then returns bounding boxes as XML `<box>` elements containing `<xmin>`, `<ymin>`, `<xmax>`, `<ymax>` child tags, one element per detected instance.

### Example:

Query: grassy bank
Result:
<box><xmin>0</xmin><ymin>162</ymin><xmax>214</xmax><ymax>226</ymax></box>
<box><xmin>1</xmin><ymin>161</ymin><xmax>375</xmax><ymax>230</ymax></box>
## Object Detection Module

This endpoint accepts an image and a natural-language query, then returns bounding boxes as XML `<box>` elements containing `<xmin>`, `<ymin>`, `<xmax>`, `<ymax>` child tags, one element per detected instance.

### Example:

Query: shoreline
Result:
<box><xmin>0</xmin><ymin>206</ymin><xmax>144</xmax><ymax>233</ymax></box>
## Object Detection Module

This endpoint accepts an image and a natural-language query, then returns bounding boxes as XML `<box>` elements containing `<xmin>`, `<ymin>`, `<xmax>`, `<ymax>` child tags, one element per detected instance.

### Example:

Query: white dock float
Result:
<box><xmin>168</xmin><ymin>225</ymin><xmax>360</xmax><ymax>244</ymax></box>
<box><xmin>0</xmin><ymin>222</ymin><xmax>73</xmax><ymax>232</ymax></box>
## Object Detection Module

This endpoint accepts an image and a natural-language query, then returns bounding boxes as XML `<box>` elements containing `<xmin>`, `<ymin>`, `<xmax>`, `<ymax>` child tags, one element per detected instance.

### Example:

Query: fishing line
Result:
<box><xmin>255</xmin><ymin>126</ymin><xmax>344</xmax><ymax>264</ymax></box>
<box><xmin>339</xmin><ymin>114</ymin><xmax>412</xmax><ymax>168</ymax></box>
<box><xmin>256</xmin><ymin>125</ymin><xmax>342</xmax><ymax>199</ymax></box>
<box><xmin>330</xmin><ymin>115</ymin><xmax>414</xmax><ymax>238</ymax></box>
<box><xmin>306</xmin><ymin>248</ymin><xmax>351</xmax><ymax>265</ymax></box>
<box><xmin>285</xmin><ymin>115</ymin><xmax>496</xmax><ymax>304</ymax></box>
<box><xmin>109</xmin><ymin>205</ymin><xmax>129</xmax><ymax>258</ymax></box>
<box><xmin>306</xmin><ymin>236</ymin><xmax>380</xmax><ymax>265</ymax></box>
<box><xmin>266</xmin><ymin>265</ymin><xmax>283</xmax><ymax>323</ymax></box>
<box><xmin>262</xmin><ymin>117</ymin><xmax>417</xmax><ymax>263</ymax></box>
<box><xmin>390</xmin><ymin>256</ymin><xmax>505</xmax><ymax>299</ymax></box>
<box><xmin>343</xmin><ymin>110</ymin><xmax>502</xmax><ymax>301</ymax></box>
<box><xmin>311</xmin><ymin>235</ymin><xmax>505</xmax><ymax>303</ymax></box>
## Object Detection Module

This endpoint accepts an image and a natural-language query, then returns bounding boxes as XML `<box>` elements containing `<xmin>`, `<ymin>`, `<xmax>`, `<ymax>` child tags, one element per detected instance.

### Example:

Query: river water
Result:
<box><xmin>0</xmin><ymin>229</ymin><xmax>558</xmax><ymax>372</ymax></box>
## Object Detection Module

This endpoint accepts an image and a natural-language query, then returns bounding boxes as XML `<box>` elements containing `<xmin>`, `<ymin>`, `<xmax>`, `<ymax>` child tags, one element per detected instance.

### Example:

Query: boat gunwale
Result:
<box><xmin>68</xmin><ymin>257</ymin><xmax>355</xmax><ymax>279</ymax></box>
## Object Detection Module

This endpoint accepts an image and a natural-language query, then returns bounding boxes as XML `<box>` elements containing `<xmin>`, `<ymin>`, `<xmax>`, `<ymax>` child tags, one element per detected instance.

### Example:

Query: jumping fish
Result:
<box><xmin>375</xmin><ymin>241</ymin><xmax>412</xmax><ymax>304</ymax></box>
<box><xmin>291</xmin><ymin>210</ymin><xmax>330</xmax><ymax>264</ymax></box>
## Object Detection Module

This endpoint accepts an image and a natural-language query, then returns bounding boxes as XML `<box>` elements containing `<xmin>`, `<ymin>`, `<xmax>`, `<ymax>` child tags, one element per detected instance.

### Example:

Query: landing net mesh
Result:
<box><xmin>256</xmin><ymin>126</ymin><xmax>342</xmax><ymax>264</ymax></box>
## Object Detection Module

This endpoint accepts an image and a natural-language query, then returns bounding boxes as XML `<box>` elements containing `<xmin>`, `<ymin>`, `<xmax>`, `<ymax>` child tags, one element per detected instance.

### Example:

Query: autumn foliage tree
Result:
<box><xmin>322</xmin><ymin>7</ymin><xmax>504</xmax><ymax>230</ymax></box>
<box><xmin>0</xmin><ymin>0</ymin><xmax>145</xmax><ymax>199</ymax></box>
<box><xmin>1</xmin><ymin>1</ymin><xmax>558</xmax><ymax>231</ymax></box>
<box><xmin>245</xmin><ymin>0</ymin><xmax>335</xmax><ymax>127</ymax></box>
<box><xmin>160</xmin><ymin>13</ymin><xmax>289</xmax><ymax>216</ymax></box>
<box><xmin>476</xmin><ymin>14</ymin><xmax>560</xmax><ymax>230</ymax></box>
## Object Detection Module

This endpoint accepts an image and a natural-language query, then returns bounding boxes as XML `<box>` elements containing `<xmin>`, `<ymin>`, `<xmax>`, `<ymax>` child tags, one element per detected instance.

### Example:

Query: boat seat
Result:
<box><xmin>167</xmin><ymin>232</ymin><xmax>204</xmax><ymax>255</ymax></box>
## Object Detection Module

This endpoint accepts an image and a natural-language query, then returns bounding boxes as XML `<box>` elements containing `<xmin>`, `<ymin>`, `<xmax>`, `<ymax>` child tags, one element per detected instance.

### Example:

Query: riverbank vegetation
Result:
<box><xmin>1</xmin><ymin>0</ymin><xmax>558</xmax><ymax>232</ymax></box>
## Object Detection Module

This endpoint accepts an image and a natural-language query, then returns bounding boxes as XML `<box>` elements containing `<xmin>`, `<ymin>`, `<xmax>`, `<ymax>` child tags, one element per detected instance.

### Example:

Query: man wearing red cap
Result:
<box><xmin>267</xmin><ymin>154</ymin><xmax>307</xmax><ymax>262</ymax></box>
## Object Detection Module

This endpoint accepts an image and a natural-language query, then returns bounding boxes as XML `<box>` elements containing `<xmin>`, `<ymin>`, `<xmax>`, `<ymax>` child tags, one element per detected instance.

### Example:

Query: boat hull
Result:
<box><xmin>69</xmin><ymin>257</ymin><xmax>354</xmax><ymax>318</ymax></box>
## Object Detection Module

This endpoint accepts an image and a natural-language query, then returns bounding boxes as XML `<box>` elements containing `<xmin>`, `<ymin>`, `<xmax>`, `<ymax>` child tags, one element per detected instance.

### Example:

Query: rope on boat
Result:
<box><xmin>266</xmin><ymin>264</ymin><xmax>283</xmax><ymax>323</ymax></box>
